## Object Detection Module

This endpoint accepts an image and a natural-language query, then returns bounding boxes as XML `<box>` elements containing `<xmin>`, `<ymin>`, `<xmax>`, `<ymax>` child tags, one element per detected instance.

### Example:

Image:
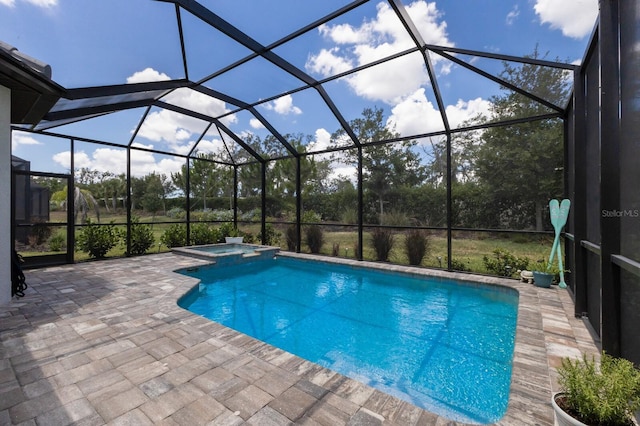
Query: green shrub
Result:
<box><xmin>217</xmin><ymin>222</ymin><xmax>239</xmax><ymax>242</ymax></box>
<box><xmin>76</xmin><ymin>219</ymin><xmax>121</xmax><ymax>259</ymax></box>
<box><xmin>381</xmin><ymin>209</ymin><xmax>410</xmax><ymax>226</ymax></box>
<box><xmin>301</xmin><ymin>210</ymin><xmax>321</xmax><ymax>224</ymax></box>
<box><xmin>371</xmin><ymin>228</ymin><xmax>394</xmax><ymax>261</ymax></box>
<box><xmin>341</xmin><ymin>208</ymin><xmax>358</xmax><ymax>225</ymax></box>
<box><xmin>557</xmin><ymin>353</ymin><xmax>640</xmax><ymax>425</ymax></box>
<box><xmin>305</xmin><ymin>225</ymin><xmax>324</xmax><ymax>254</ymax></box>
<box><xmin>405</xmin><ymin>229</ymin><xmax>429</xmax><ymax>266</ymax></box>
<box><xmin>190</xmin><ymin>223</ymin><xmax>219</xmax><ymax>245</ymax></box>
<box><xmin>259</xmin><ymin>224</ymin><xmax>281</xmax><ymax>246</ymax></box>
<box><xmin>449</xmin><ymin>258</ymin><xmax>471</xmax><ymax>272</ymax></box>
<box><xmin>160</xmin><ymin>224</ymin><xmax>187</xmax><ymax>248</ymax></box>
<box><xmin>129</xmin><ymin>217</ymin><xmax>155</xmax><ymax>255</ymax></box>
<box><xmin>285</xmin><ymin>225</ymin><xmax>297</xmax><ymax>251</ymax></box>
<box><xmin>483</xmin><ymin>248</ymin><xmax>529</xmax><ymax>277</ymax></box>
<box><xmin>48</xmin><ymin>232</ymin><xmax>66</xmax><ymax>252</ymax></box>
<box><xmin>197</xmin><ymin>209</ymin><xmax>233</xmax><ymax>222</ymax></box>
<box><xmin>240</xmin><ymin>230</ymin><xmax>255</xmax><ymax>243</ymax></box>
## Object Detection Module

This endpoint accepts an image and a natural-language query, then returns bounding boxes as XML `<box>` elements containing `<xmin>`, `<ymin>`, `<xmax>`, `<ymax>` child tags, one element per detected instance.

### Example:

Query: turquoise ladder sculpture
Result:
<box><xmin>548</xmin><ymin>199</ymin><xmax>571</xmax><ymax>289</ymax></box>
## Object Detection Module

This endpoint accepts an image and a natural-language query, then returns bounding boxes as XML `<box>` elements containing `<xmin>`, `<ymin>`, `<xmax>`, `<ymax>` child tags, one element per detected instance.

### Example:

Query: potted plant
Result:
<box><xmin>531</xmin><ymin>263</ymin><xmax>568</xmax><ymax>288</ymax></box>
<box><xmin>531</xmin><ymin>264</ymin><xmax>559</xmax><ymax>288</ymax></box>
<box><xmin>224</xmin><ymin>228</ymin><xmax>244</xmax><ymax>244</ymax></box>
<box><xmin>532</xmin><ymin>268</ymin><xmax>555</xmax><ymax>288</ymax></box>
<box><xmin>553</xmin><ymin>353</ymin><xmax>640</xmax><ymax>425</ymax></box>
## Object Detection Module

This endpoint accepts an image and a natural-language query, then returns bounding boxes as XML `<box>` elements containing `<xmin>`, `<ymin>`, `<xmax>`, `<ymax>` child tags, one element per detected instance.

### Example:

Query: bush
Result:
<box><xmin>217</xmin><ymin>222</ymin><xmax>239</xmax><ymax>242</ymax></box>
<box><xmin>405</xmin><ymin>229</ymin><xmax>429</xmax><ymax>266</ymax></box>
<box><xmin>259</xmin><ymin>224</ymin><xmax>281</xmax><ymax>246</ymax></box>
<box><xmin>160</xmin><ymin>224</ymin><xmax>187</xmax><ymax>248</ymax></box>
<box><xmin>305</xmin><ymin>225</ymin><xmax>324</xmax><ymax>254</ymax></box>
<box><xmin>557</xmin><ymin>353</ymin><xmax>640</xmax><ymax>425</ymax></box>
<box><xmin>371</xmin><ymin>228</ymin><xmax>394</xmax><ymax>261</ymax></box>
<box><xmin>240</xmin><ymin>208</ymin><xmax>261</xmax><ymax>222</ymax></box>
<box><xmin>301</xmin><ymin>210</ymin><xmax>321</xmax><ymax>224</ymax></box>
<box><xmin>381</xmin><ymin>209</ymin><xmax>410</xmax><ymax>226</ymax></box>
<box><xmin>341</xmin><ymin>208</ymin><xmax>358</xmax><ymax>225</ymax></box>
<box><xmin>48</xmin><ymin>232</ymin><xmax>66</xmax><ymax>252</ymax></box>
<box><xmin>285</xmin><ymin>225</ymin><xmax>297</xmax><ymax>251</ymax></box>
<box><xmin>450</xmin><ymin>258</ymin><xmax>471</xmax><ymax>272</ymax></box>
<box><xmin>239</xmin><ymin>230</ymin><xmax>255</xmax><ymax>243</ymax></box>
<box><xmin>483</xmin><ymin>248</ymin><xmax>529</xmax><ymax>277</ymax></box>
<box><xmin>76</xmin><ymin>219</ymin><xmax>121</xmax><ymax>259</ymax></box>
<box><xmin>196</xmin><ymin>209</ymin><xmax>233</xmax><ymax>222</ymax></box>
<box><xmin>166</xmin><ymin>207</ymin><xmax>186</xmax><ymax>219</ymax></box>
<box><xmin>190</xmin><ymin>223</ymin><xmax>219</xmax><ymax>245</ymax></box>
<box><xmin>129</xmin><ymin>217</ymin><xmax>155</xmax><ymax>255</ymax></box>
<box><xmin>32</xmin><ymin>221</ymin><xmax>52</xmax><ymax>245</ymax></box>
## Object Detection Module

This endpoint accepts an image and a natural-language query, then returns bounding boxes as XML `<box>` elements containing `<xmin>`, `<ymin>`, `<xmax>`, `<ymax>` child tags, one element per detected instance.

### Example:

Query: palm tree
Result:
<box><xmin>74</xmin><ymin>187</ymin><xmax>101</xmax><ymax>224</ymax></box>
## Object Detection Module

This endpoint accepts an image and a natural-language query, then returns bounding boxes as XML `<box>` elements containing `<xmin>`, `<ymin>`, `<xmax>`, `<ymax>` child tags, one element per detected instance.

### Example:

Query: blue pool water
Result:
<box><xmin>177</xmin><ymin>257</ymin><xmax>518</xmax><ymax>424</ymax></box>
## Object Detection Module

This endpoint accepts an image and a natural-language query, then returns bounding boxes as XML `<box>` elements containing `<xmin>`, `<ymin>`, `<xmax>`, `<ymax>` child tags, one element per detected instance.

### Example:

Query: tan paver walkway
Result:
<box><xmin>0</xmin><ymin>253</ymin><xmax>599</xmax><ymax>425</ymax></box>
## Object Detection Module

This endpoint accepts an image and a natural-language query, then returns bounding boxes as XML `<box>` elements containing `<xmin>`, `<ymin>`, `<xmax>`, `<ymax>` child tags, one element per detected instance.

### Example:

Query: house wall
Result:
<box><xmin>0</xmin><ymin>86</ymin><xmax>11</xmax><ymax>305</ymax></box>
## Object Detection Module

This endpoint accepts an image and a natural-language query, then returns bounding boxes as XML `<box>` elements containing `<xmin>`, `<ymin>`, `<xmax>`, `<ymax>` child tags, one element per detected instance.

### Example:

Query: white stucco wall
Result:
<box><xmin>0</xmin><ymin>86</ymin><xmax>11</xmax><ymax>305</ymax></box>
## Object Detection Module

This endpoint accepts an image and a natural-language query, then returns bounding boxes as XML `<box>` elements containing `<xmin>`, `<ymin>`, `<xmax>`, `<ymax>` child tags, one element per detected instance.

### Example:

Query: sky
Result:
<box><xmin>2</xmin><ymin>0</ymin><xmax>598</xmax><ymax>180</ymax></box>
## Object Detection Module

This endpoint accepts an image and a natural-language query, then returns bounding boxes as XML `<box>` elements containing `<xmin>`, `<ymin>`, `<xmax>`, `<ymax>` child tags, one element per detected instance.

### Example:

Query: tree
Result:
<box><xmin>474</xmin><ymin>47</ymin><xmax>568</xmax><ymax>231</ymax></box>
<box><xmin>333</xmin><ymin>107</ymin><xmax>426</xmax><ymax>222</ymax></box>
<box><xmin>73</xmin><ymin>187</ymin><xmax>101</xmax><ymax>224</ymax></box>
<box><xmin>172</xmin><ymin>153</ymin><xmax>232</xmax><ymax>210</ymax></box>
<box><xmin>103</xmin><ymin>174</ymin><xmax>126</xmax><ymax>211</ymax></box>
<box><xmin>140</xmin><ymin>172</ymin><xmax>164</xmax><ymax>218</ymax></box>
<box><xmin>130</xmin><ymin>177</ymin><xmax>145</xmax><ymax>211</ymax></box>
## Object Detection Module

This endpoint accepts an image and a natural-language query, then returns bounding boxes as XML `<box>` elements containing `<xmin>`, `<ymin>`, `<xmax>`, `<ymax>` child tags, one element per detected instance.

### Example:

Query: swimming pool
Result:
<box><xmin>177</xmin><ymin>256</ymin><xmax>518</xmax><ymax>424</ymax></box>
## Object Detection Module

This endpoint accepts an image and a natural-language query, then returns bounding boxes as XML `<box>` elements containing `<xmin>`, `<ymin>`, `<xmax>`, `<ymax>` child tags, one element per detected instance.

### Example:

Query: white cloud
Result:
<box><xmin>306</xmin><ymin>128</ymin><xmax>332</xmax><ymax>153</ymax></box>
<box><xmin>387</xmin><ymin>89</ymin><xmax>444</xmax><ymax>136</ymax></box>
<box><xmin>264</xmin><ymin>94</ymin><xmax>302</xmax><ymax>115</ymax></box>
<box><xmin>534</xmin><ymin>0</ymin><xmax>598</xmax><ymax>39</ymax></box>
<box><xmin>249</xmin><ymin>118</ymin><xmax>265</xmax><ymax>129</ymax></box>
<box><xmin>305</xmin><ymin>48</ymin><xmax>353</xmax><ymax>77</ymax></box>
<box><xmin>307</xmin><ymin>1</ymin><xmax>453</xmax><ymax>104</ymax></box>
<box><xmin>387</xmin><ymin>89</ymin><xmax>492</xmax><ymax>138</ymax></box>
<box><xmin>444</xmin><ymin>97</ymin><xmax>492</xmax><ymax>128</ymax></box>
<box><xmin>1</xmin><ymin>0</ymin><xmax>57</xmax><ymax>7</ymax></box>
<box><xmin>11</xmin><ymin>131</ymin><xmax>43</xmax><ymax>150</ymax></box>
<box><xmin>506</xmin><ymin>5</ymin><xmax>519</xmax><ymax>26</ymax></box>
<box><xmin>126</xmin><ymin>67</ymin><xmax>170</xmax><ymax>84</ymax></box>
<box><xmin>52</xmin><ymin>146</ymin><xmax>184</xmax><ymax>178</ymax></box>
<box><xmin>52</xmin><ymin>150</ymin><xmax>88</xmax><ymax>170</ymax></box>
<box><xmin>131</xmin><ymin>82</ymin><xmax>235</xmax><ymax>152</ymax></box>
<box><xmin>25</xmin><ymin>0</ymin><xmax>56</xmax><ymax>6</ymax></box>
<box><xmin>192</xmin><ymin>138</ymin><xmax>225</xmax><ymax>155</ymax></box>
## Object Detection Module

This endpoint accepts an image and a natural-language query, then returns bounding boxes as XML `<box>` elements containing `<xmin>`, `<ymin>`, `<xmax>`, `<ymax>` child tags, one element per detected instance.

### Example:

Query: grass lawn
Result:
<box><xmin>19</xmin><ymin>212</ymin><xmax>559</xmax><ymax>277</ymax></box>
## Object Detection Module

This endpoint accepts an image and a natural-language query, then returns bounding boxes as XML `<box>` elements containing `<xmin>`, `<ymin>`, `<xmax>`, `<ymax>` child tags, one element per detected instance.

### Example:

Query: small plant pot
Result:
<box><xmin>533</xmin><ymin>271</ymin><xmax>554</xmax><ymax>288</ymax></box>
<box><xmin>552</xmin><ymin>393</ymin><xmax>588</xmax><ymax>426</ymax></box>
<box><xmin>225</xmin><ymin>237</ymin><xmax>244</xmax><ymax>244</ymax></box>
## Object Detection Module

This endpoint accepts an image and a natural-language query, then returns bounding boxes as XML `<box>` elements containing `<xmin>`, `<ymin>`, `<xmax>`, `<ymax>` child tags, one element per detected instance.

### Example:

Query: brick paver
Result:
<box><xmin>0</xmin><ymin>252</ymin><xmax>600</xmax><ymax>425</ymax></box>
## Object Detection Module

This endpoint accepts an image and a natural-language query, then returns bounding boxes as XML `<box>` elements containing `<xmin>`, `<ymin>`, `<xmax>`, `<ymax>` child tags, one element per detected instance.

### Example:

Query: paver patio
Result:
<box><xmin>0</xmin><ymin>252</ymin><xmax>599</xmax><ymax>425</ymax></box>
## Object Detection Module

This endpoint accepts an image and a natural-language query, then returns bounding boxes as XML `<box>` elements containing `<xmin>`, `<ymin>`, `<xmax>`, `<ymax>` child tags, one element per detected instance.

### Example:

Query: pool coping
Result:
<box><xmin>0</xmin><ymin>252</ymin><xmax>600</xmax><ymax>425</ymax></box>
<box><xmin>171</xmin><ymin>243</ymin><xmax>279</xmax><ymax>263</ymax></box>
